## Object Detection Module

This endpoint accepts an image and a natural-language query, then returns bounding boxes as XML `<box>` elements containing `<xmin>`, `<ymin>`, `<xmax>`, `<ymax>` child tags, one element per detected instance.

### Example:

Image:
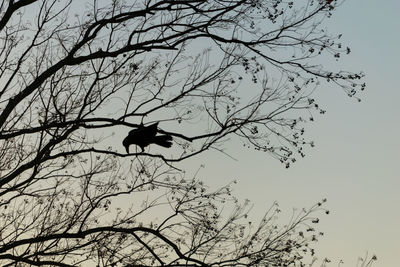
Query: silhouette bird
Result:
<box><xmin>122</xmin><ymin>122</ymin><xmax>173</xmax><ymax>153</ymax></box>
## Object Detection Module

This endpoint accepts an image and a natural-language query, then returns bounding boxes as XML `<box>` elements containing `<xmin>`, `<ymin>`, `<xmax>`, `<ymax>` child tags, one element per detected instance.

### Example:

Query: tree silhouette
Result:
<box><xmin>0</xmin><ymin>0</ymin><xmax>372</xmax><ymax>266</ymax></box>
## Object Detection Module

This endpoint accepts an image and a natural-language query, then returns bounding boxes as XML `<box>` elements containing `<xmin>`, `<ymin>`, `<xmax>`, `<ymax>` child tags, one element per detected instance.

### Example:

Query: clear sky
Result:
<box><xmin>1</xmin><ymin>0</ymin><xmax>397</xmax><ymax>266</ymax></box>
<box><xmin>182</xmin><ymin>0</ymin><xmax>400</xmax><ymax>266</ymax></box>
<box><xmin>18</xmin><ymin>0</ymin><xmax>397</xmax><ymax>265</ymax></box>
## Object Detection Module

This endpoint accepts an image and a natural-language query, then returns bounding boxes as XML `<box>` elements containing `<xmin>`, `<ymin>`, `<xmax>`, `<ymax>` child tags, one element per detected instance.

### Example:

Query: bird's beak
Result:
<box><xmin>125</xmin><ymin>146</ymin><xmax>129</xmax><ymax>154</ymax></box>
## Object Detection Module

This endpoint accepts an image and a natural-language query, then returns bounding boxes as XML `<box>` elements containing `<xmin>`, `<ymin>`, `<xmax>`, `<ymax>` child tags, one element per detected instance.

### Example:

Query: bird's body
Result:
<box><xmin>122</xmin><ymin>122</ymin><xmax>173</xmax><ymax>153</ymax></box>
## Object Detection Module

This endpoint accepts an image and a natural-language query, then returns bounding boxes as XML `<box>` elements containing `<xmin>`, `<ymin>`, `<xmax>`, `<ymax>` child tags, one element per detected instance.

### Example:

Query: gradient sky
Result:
<box><xmin>181</xmin><ymin>0</ymin><xmax>400</xmax><ymax>266</ymax></box>
<box><xmin>15</xmin><ymin>0</ymin><xmax>396</xmax><ymax>265</ymax></box>
<box><xmin>1</xmin><ymin>0</ymin><xmax>397</xmax><ymax>266</ymax></box>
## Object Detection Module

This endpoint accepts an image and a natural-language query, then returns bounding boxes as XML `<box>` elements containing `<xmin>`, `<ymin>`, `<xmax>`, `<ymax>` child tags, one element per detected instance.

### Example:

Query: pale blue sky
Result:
<box><xmin>182</xmin><ymin>0</ymin><xmax>400</xmax><ymax>266</ymax></box>
<box><xmin>2</xmin><ymin>0</ymin><xmax>397</xmax><ymax>266</ymax></box>
<box><xmin>58</xmin><ymin>0</ymin><xmax>398</xmax><ymax>265</ymax></box>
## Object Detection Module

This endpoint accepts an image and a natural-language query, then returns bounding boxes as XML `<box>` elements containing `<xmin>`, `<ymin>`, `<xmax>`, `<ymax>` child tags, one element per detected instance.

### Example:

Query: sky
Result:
<box><xmin>182</xmin><ymin>0</ymin><xmax>400</xmax><ymax>266</ymax></box>
<box><xmin>4</xmin><ymin>0</ymin><xmax>396</xmax><ymax>266</ymax></box>
<box><xmin>55</xmin><ymin>0</ymin><xmax>399</xmax><ymax>266</ymax></box>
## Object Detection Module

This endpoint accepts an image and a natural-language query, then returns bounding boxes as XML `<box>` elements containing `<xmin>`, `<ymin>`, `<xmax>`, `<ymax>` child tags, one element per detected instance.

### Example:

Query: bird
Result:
<box><xmin>122</xmin><ymin>122</ymin><xmax>173</xmax><ymax>153</ymax></box>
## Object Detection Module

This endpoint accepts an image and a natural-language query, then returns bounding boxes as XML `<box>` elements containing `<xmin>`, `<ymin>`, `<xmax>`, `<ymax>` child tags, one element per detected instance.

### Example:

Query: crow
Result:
<box><xmin>122</xmin><ymin>122</ymin><xmax>173</xmax><ymax>153</ymax></box>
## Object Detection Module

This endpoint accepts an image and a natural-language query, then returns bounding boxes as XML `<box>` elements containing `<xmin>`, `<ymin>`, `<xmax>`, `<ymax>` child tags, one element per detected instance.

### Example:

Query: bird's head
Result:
<box><xmin>122</xmin><ymin>138</ymin><xmax>129</xmax><ymax>154</ymax></box>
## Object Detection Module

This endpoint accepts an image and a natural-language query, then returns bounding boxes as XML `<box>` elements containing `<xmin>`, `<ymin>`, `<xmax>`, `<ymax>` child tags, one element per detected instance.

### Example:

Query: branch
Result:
<box><xmin>0</xmin><ymin>254</ymin><xmax>73</xmax><ymax>267</ymax></box>
<box><xmin>0</xmin><ymin>0</ymin><xmax>38</xmax><ymax>32</ymax></box>
<box><xmin>0</xmin><ymin>226</ymin><xmax>209</xmax><ymax>266</ymax></box>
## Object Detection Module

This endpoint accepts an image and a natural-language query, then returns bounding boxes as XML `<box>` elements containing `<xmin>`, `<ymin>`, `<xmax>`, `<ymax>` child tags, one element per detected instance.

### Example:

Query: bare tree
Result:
<box><xmin>0</xmin><ymin>0</ymin><xmax>369</xmax><ymax>266</ymax></box>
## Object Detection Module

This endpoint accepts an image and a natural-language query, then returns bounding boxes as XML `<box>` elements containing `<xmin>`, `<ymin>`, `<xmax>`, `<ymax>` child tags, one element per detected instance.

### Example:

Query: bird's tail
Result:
<box><xmin>153</xmin><ymin>135</ymin><xmax>173</xmax><ymax>148</ymax></box>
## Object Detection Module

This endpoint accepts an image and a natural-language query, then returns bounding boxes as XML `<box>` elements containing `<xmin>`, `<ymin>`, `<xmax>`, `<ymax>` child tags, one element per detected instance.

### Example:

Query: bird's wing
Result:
<box><xmin>145</xmin><ymin>122</ymin><xmax>158</xmax><ymax>137</ymax></box>
<box><xmin>128</xmin><ymin>122</ymin><xmax>158</xmax><ymax>137</ymax></box>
